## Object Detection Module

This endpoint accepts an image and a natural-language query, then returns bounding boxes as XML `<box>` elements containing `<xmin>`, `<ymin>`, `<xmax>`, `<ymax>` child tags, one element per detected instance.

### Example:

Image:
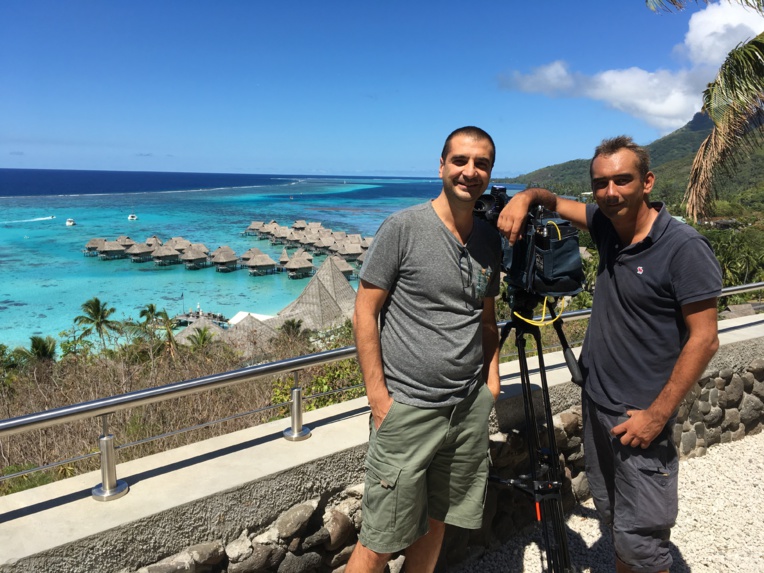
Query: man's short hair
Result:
<box><xmin>441</xmin><ymin>126</ymin><xmax>496</xmax><ymax>167</ymax></box>
<box><xmin>590</xmin><ymin>135</ymin><xmax>651</xmax><ymax>181</ymax></box>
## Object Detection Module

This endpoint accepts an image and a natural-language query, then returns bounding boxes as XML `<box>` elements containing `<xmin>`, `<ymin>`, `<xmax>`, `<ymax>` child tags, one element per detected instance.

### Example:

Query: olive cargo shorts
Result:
<box><xmin>358</xmin><ymin>383</ymin><xmax>494</xmax><ymax>554</ymax></box>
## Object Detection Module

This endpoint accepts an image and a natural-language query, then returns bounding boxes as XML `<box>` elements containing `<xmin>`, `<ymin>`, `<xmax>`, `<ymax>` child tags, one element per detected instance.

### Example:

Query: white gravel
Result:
<box><xmin>452</xmin><ymin>431</ymin><xmax>764</xmax><ymax>573</ymax></box>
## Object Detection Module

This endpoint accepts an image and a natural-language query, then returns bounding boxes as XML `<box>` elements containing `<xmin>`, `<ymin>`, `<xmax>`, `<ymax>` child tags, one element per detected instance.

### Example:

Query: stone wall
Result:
<box><xmin>119</xmin><ymin>357</ymin><xmax>764</xmax><ymax>573</ymax></box>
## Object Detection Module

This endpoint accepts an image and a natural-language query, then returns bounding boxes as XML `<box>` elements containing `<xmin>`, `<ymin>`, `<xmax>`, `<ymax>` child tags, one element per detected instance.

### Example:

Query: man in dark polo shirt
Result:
<box><xmin>497</xmin><ymin>135</ymin><xmax>722</xmax><ymax>573</ymax></box>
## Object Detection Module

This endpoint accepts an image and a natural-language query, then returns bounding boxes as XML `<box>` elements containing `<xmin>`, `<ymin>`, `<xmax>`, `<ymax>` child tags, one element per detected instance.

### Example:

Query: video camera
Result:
<box><xmin>475</xmin><ymin>186</ymin><xmax>585</xmax><ymax>299</ymax></box>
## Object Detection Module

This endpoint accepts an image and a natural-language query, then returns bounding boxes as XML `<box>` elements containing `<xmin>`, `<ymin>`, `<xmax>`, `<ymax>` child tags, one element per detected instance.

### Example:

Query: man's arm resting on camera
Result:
<box><xmin>498</xmin><ymin>187</ymin><xmax>588</xmax><ymax>245</ymax></box>
<box><xmin>353</xmin><ymin>279</ymin><xmax>393</xmax><ymax>430</ymax></box>
<box><xmin>612</xmin><ymin>298</ymin><xmax>719</xmax><ymax>448</ymax></box>
<box><xmin>482</xmin><ymin>296</ymin><xmax>501</xmax><ymax>401</ymax></box>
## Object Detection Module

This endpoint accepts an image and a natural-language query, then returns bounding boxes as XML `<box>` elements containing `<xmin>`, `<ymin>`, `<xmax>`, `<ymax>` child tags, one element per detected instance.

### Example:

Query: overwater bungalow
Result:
<box><xmin>292</xmin><ymin>220</ymin><xmax>308</xmax><ymax>230</ymax></box>
<box><xmin>278</xmin><ymin>247</ymin><xmax>290</xmax><ymax>269</ymax></box>
<box><xmin>361</xmin><ymin>236</ymin><xmax>374</xmax><ymax>249</ymax></box>
<box><xmin>335</xmin><ymin>242</ymin><xmax>364</xmax><ymax>261</ymax></box>
<box><xmin>98</xmin><ymin>241</ymin><xmax>127</xmax><ymax>260</ymax></box>
<box><xmin>240</xmin><ymin>247</ymin><xmax>264</xmax><ymax>262</ymax></box>
<box><xmin>285</xmin><ymin>256</ymin><xmax>314</xmax><ymax>279</ymax></box>
<box><xmin>125</xmin><ymin>242</ymin><xmax>154</xmax><ymax>263</ymax></box>
<box><xmin>269</xmin><ymin>226</ymin><xmax>290</xmax><ymax>245</ymax></box>
<box><xmin>313</xmin><ymin>237</ymin><xmax>335</xmax><ymax>255</ymax></box>
<box><xmin>329</xmin><ymin>255</ymin><xmax>356</xmax><ymax>279</ymax></box>
<box><xmin>212</xmin><ymin>249</ymin><xmax>239</xmax><ymax>272</ymax></box>
<box><xmin>189</xmin><ymin>242</ymin><xmax>209</xmax><ymax>255</ymax></box>
<box><xmin>116</xmin><ymin>235</ymin><xmax>135</xmax><ymax>248</ymax></box>
<box><xmin>145</xmin><ymin>235</ymin><xmax>163</xmax><ymax>248</ymax></box>
<box><xmin>292</xmin><ymin>247</ymin><xmax>313</xmax><ymax>262</ymax></box>
<box><xmin>246</xmin><ymin>253</ymin><xmax>278</xmax><ymax>276</ymax></box>
<box><xmin>181</xmin><ymin>248</ymin><xmax>210</xmax><ymax>270</ymax></box>
<box><xmin>164</xmin><ymin>237</ymin><xmax>192</xmax><ymax>253</ymax></box>
<box><xmin>152</xmin><ymin>245</ymin><xmax>182</xmax><ymax>266</ymax></box>
<box><xmin>83</xmin><ymin>237</ymin><xmax>106</xmax><ymax>256</ymax></box>
<box><xmin>243</xmin><ymin>221</ymin><xmax>264</xmax><ymax>236</ymax></box>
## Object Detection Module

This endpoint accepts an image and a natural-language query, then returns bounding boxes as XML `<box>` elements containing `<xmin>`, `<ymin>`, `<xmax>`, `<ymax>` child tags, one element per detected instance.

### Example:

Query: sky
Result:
<box><xmin>2</xmin><ymin>1</ymin><xmax>764</xmax><ymax>178</ymax></box>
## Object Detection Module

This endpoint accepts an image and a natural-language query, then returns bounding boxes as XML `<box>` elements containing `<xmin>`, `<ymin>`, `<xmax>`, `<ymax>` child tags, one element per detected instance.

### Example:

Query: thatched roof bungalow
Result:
<box><xmin>115</xmin><ymin>235</ymin><xmax>136</xmax><ymax>249</ymax></box>
<box><xmin>211</xmin><ymin>249</ymin><xmax>239</xmax><ymax>273</ymax></box>
<box><xmin>284</xmin><ymin>256</ymin><xmax>314</xmax><ymax>279</ymax></box>
<box><xmin>246</xmin><ymin>254</ymin><xmax>278</xmax><ymax>276</ymax></box>
<box><xmin>125</xmin><ymin>242</ymin><xmax>154</xmax><ymax>263</ymax></box>
<box><xmin>83</xmin><ymin>237</ymin><xmax>106</xmax><ymax>256</ymax></box>
<box><xmin>181</xmin><ymin>247</ymin><xmax>210</xmax><ymax>270</ymax></box>
<box><xmin>152</xmin><ymin>245</ymin><xmax>182</xmax><ymax>266</ymax></box>
<box><xmin>165</xmin><ymin>237</ymin><xmax>192</xmax><ymax>253</ymax></box>
<box><xmin>98</xmin><ymin>241</ymin><xmax>127</xmax><ymax>260</ymax></box>
<box><xmin>145</xmin><ymin>235</ymin><xmax>163</xmax><ymax>248</ymax></box>
<box><xmin>241</xmin><ymin>247</ymin><xmax>264</xmax><ymax>261</ymax></box>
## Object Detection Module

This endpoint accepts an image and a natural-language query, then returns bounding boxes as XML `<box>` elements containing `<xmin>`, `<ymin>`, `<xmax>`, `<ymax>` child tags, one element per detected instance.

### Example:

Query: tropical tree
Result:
<box><xmin>647</xmin><ymin>1</ymin><xmax>764</xmax><ymax>221</ymax></box>
<box><xmin>74</xmin><ymin>297</ymin><xmax>121</xmax><ymax>349</ymax></box>
<box><xmin>14</xmin><ymin>336</ymin><xmax>57</xmax><ymax>363</ymax></box>
<box><xmin>186</xmin><ymin>327</ymin><xmax>218</xmax><ymax>353</ymax></box>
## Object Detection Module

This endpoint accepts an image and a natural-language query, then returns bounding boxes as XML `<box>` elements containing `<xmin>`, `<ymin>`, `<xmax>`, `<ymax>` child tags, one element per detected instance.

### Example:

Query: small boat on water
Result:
<box><xmin>128</xmin><ymin>214</ymin><xmax>138</xmax><ymax>221</ymax></box>
<box><xmin>66</xmin><ymin>218</ymin><xmax>76</xmax><ymax>226</ymax></box>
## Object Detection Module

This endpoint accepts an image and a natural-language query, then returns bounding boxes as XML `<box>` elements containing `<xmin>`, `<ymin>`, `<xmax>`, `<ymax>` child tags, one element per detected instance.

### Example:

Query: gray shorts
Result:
<box><xmin>582</xmin><ymin>392</ymin><xmax>679</xmax><ymax>573</ymax></box>
<box><xmin>358</xmin><ymin>383</ymin><xmax>494</xmax><ymax>554</ymax></box>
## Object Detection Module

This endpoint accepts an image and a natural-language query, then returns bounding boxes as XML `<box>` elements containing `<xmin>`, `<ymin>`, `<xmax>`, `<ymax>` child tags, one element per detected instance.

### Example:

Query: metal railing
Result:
<box><xmin>1</xmin><ymin>282</ymin><xmax>762</xmax><ymax>500</ymax></box>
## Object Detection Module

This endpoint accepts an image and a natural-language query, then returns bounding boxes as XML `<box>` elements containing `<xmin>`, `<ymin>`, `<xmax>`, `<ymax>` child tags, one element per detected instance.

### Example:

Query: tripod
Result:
<box><xmin>491</xmin><ymin>290</ymin><xmax>582</xmax><ymax>573</ymax></box>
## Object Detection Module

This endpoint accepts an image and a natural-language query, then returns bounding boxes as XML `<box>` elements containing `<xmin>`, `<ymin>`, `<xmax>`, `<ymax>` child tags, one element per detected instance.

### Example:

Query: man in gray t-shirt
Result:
<box><xmin>346</xmin><ymin>127</ymin><xmax>502</xmax><ymax>573</ymax></box>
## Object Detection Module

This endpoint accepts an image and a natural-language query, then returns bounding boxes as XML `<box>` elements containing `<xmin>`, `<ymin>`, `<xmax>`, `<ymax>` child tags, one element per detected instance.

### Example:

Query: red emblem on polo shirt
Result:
<box><xmin>637</xmin><ymin>266</ymin><xmax>644</xmax><ymax>275</ymax></box>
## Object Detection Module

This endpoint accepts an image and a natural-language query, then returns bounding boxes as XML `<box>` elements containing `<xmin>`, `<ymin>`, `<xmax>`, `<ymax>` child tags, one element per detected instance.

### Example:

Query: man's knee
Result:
<box><xmin>346</xmin><ymin>541</ymin><xmax>392</xmax><ymax>573</ymax></box>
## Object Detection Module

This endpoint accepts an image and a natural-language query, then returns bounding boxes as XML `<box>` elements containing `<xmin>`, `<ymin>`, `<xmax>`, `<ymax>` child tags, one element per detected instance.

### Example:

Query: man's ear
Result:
<box><xmin>438</xmin><ymin>157</ymin><xmax>444</xmax><ymax>178</ymax></box>
<box><xmin>643</xmin><ymin>171</ymin><xmax>656</xmax><ymax>195</ymax></box>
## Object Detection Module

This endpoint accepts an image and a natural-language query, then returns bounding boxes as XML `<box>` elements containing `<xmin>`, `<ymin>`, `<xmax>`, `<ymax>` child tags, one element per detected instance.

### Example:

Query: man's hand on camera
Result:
<box><xmin>497</xmin><ymin>192</ymin><xmax>534</xmax><ymax>245</ymax></box>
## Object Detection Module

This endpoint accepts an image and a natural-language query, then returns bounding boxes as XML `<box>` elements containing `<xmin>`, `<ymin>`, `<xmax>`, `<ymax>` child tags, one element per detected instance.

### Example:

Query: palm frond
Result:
<box><xmin>684</xmin><ymin>32</ymin><xmax>764</xmax><ymax>220</ymax></box>
<box><xmin>646</xmin><ymin>0</ymin><xmax>764</xmax><ymax>14</ymax></box>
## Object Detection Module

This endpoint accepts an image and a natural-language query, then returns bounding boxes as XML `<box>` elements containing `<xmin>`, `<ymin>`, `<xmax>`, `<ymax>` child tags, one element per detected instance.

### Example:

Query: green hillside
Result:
<box><xmin>499</xmin><ymin>111</ymin><xmax>764</xmax><ymax>214</ymax></box>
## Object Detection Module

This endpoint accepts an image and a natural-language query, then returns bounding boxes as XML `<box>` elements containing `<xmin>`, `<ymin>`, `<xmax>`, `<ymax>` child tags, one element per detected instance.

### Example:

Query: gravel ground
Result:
<box><xmin>452</xmin><ymin>430</ymin><xmax>764</xmax><ymax>573</ymax></box>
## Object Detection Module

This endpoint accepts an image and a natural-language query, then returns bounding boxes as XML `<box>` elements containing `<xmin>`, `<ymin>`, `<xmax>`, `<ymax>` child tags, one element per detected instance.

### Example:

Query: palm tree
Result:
<box><xmin>139</xmin><ymin>303</ymin><xmax>161</xmax><ymax>326</ymax></box>
<box><xmin>74</xmin><ymin>297</ymin><xmax>121</xmax><ymax>349</ymax></box>
<box><xmin>187</xmin><ymin>327</ymin><xmax>217</xmax><ymax>352</ymax></box>
<box><xmin>14</xmin><ymin>336</ymin><xmax>57</xmax><ymax>362</ymax></box>
<box><xmin>647</xmin><ymin>1</ymin><xmax>764</xmax><ymax>221</ymax></box>
<box><xmin>156</xmin><ymin>310</ymin><xmax>179</xmax><ymax>359</ymax></box>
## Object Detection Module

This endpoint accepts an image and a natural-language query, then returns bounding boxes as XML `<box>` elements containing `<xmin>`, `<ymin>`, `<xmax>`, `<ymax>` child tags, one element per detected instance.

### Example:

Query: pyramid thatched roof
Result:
<box><xmin>221</xmin><ymin>314</ymin><xmax>279</xmax><ymax>358</ymax></box>
<box><xmin>270</xmin><ymin>257</ymin><xmax>356</xmax><ymax>331</ymax></box>
<box><xmin>116</xmin><ymin>235</ymin><xmax>135</xmax><ymax>247</ymax></box>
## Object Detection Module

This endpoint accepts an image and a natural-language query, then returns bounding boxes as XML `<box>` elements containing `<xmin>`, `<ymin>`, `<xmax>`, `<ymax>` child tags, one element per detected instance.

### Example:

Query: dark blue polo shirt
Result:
<box><xmin>579</xmin><ymin>202</ymin><xmax>722</xmax><ymax>412</ymax></box>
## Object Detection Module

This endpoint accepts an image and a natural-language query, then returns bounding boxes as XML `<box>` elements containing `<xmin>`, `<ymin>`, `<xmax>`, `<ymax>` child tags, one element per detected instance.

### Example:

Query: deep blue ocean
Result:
<box><xmin>0</xmin><ymin>169</ymin><xmax>521</xmax><ymax>351</ymax></box>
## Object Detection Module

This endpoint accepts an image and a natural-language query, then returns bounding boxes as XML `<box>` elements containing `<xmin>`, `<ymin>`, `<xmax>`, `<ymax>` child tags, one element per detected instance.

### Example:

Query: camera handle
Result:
<box><xmin>490</xmin><ymin>299</ymin><xmax>577</xmax><ymax>573</ymax></box>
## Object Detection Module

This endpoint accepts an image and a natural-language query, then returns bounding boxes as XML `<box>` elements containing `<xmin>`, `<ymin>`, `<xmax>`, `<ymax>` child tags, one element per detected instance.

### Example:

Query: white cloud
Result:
<box><xmin>501</xmin><ymin>2</ymin><xmax>764</xmax><ymax>132</ymax></box>
<box><xmin>683</xmin><ymin>2</ymin><xmax>764</xmax><ymax>66</ymax></box>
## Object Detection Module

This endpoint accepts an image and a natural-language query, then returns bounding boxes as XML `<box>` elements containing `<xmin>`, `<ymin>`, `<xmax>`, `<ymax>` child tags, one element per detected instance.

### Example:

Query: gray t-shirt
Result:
<box><xmin>359</xmin><ymin>201</ymin><xmax>502</xmax><ymax>407</ymax></box>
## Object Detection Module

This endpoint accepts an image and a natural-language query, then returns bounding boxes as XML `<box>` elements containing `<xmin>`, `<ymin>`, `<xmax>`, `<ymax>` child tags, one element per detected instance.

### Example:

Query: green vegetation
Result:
<box><xmin>0</xmin><ymin>301</ymin><xmax>361</xmax><ymax>495</ymax></box>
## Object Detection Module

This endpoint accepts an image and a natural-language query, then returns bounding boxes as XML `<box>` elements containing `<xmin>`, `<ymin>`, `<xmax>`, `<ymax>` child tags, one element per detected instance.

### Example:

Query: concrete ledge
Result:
<box><xmin>1</xmin><ymin>314</ymin><xmax>763</xmax><ymax>572</ymax></box>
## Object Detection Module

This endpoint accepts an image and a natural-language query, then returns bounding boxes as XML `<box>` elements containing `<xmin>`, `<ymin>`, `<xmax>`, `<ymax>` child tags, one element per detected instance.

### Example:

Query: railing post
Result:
<box><xmin>92</xmin><ymin>414</ymin><xmax>129</xmax><ymax>501</ymax></box>
<box><xmin>283</xmin><ymin>371</ymin><xmax>311</xmax><ymax>441</ymax></box>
